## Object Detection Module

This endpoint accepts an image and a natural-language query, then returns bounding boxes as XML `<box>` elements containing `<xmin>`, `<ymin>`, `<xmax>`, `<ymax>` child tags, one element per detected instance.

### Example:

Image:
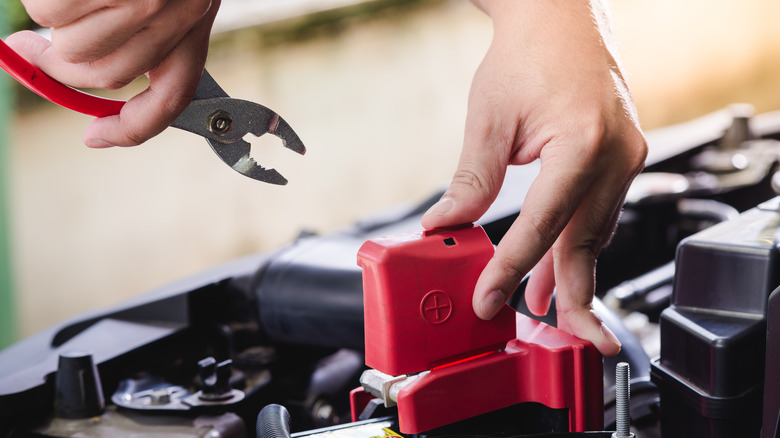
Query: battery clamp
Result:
<box><xmin>354</xmin><ymin>224</ymin><xmax>604</xmax><ymax>434</ymax></box>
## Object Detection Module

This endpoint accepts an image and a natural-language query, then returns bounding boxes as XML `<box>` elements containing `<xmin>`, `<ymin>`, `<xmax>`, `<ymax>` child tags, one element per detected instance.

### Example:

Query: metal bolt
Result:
<box><xmin>613</xmin><ymin>362</ymin><xmax>634</xmax><ymax>438</ymax></box>
<box><xmin>149</xmin><ymin>388</ymin><xmax>171</xmax><ymax>405</ymax></box>
<box><xmin>208</xmin><ymin>111</ymin><xmax>233</xmax><ymax>136</ymax></box>
<box><xmin>312</xmin><ymin>399</ymin><xmax>336</xmax><ymax>426</ymax></box>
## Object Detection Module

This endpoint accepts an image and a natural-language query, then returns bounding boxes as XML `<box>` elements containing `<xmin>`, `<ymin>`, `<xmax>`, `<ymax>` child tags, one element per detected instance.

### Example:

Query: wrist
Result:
<box><xmin>474</xmin><ymin>0</ymin><xmax>606</xmax><ymax>38</ymax></box>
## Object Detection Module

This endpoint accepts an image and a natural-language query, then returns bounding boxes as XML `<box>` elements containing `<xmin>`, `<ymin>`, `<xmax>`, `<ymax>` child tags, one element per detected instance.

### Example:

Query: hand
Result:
<box><xmin>421</xmin><ymin>0</ymin><xmax>647</xmax><ymax>357</ymax></box>
<box><xmin>6</xmin><ymin>0</ymin><xmax>221</xmax><ymax>147</ymax></box>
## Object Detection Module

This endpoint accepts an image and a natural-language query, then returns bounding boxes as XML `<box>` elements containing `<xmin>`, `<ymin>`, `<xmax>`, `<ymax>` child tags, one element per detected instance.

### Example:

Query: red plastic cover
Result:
<box><xmin>357</xmin><ymin>225</ymin><xmax>516</xmax><ymax>376</ymax></box>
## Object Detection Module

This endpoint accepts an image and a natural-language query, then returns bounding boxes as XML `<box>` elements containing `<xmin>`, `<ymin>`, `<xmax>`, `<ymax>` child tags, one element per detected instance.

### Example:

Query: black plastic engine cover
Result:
<box><xmin>652</xmin><ymin>197</ymin><xmax>780</xmax><ymax>437</ymax></box>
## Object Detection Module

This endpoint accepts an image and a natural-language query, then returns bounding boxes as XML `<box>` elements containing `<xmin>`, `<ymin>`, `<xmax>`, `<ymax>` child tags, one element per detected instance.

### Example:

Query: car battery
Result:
<box><xmin>651</xmin><ymin>197</ymin><xmax>780</xmax><ymax>437</ymax></box>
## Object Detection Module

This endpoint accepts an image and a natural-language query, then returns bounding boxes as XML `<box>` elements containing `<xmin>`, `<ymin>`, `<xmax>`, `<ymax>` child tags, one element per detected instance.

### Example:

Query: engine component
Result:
<box><xmin>764</xmin><ymin>286</ymin><xmax>780</xmax><ymax>438</ymax></box>
<box><xmin>111</xmin><ymin>357</ymin><xmax>248</xmax><ymax>412</ymax></box>
<box><xmin>612</xmin><ymin>362</ymin><xmax>634</xmax><ymax>438</ymax></box>
<box><xmin>54</xmin><ymin>351</ymin><xmax>105</xmax><ymax>419</ymax></box>
<box><xmin>651</xmin><ymin>197</ymin><xmax>780</xmax><ymax>437</ymax></box>
<box><xmin>257</xmin><ymin>404</ymin><xmax>292</xmax><ymax>438</ymax></box>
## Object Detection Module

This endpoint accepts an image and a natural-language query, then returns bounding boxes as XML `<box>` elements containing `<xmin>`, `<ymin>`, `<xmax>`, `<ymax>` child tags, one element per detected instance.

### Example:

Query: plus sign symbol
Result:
<box><xmin>420</xmin><ymin>290</ymin><xmax>453</xmax><ymax>324</ymax></box>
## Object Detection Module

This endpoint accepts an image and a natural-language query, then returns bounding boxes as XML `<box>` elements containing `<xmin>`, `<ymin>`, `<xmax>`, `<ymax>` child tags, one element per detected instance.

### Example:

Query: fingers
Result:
<box><xmin>470</xmin><ymin>138</ymin><xmax>597</xmax><ymax>319</ymax></box>
<box><xmin>16</xmin><ymin>1</ymin><xmax>213</xmax><ymax>89</ymax></box>
<box><xmin>557</xmin><ymin>302</ymin><xmax>621</xmax><ymax>358</ymax></box>
<box><xmin>551</xmin><ymin>204</ymin><xmax>621</xmax><ymax>356</ymax></box>
<box><xmin>553</xmin><ymin>226</ymin><xmax>622</xmax><ymax>357</ymax></box>
<box><xmin>5</xmin><ymin>30</ymin><xmax>133</xmax><ymax>89</ymax></box>
<box><xmin>549</xmin><ymin>141</ymin><xmax>642</xmax><ymax>357</ymax></box>
<box><xmin>83</xmin><ymin>0</ymin><xmax>220</xmax><ymax>147</ymax></box>
<box><xmin>469</xmin><ymin>125</ymin><xmax>644</xmax><ymax>357</ymax></box>
<box><xmin>20</xmin><ymin>0</ymin><xmax>103</xmax><ymax>28</ymax></box>
<box><xmin>524</xmin><ymin>249</ymin><xmax>554</xmax><ymax>316</ymax></box>
<box><xmin>21</xmin><ymin>0</ymin><xmax>211</xmax><ymax>64</ymax></box>
<box><xmin>51</xmin><ymin>0</ymin><xmax>213</xmax><ymax>66</ymax></box>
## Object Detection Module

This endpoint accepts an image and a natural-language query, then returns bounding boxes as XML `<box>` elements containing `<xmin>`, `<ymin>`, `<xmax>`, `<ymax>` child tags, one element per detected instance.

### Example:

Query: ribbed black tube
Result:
<box><xmin>256</xmin><ymin>404</ymin><xmax>291</xmax><ymax>438</ymax></box>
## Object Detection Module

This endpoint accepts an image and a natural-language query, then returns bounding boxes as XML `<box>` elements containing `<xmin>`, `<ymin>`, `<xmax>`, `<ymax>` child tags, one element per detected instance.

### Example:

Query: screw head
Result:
<box><xmin>208</xmin><ymin>111</ymin><xmax>233</xmax><ymax>136</ymax></box>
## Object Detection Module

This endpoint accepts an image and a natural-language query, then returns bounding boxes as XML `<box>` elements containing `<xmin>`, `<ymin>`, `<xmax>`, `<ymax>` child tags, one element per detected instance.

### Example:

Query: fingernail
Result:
<box><xmin>601</xmin><ymin>323</ymin><xmax>621</xmax><ymax>348</ymax></box>
<box><xmin>423</xmin><ymin>197</ymin><xmax>454</xmax><ymax>219</ymax></box>
<box><xmin>478</xmin><ymin>290</ymin><xmax>505</xmax><ymax>320</ymax></box>
<box><xmin>86</xmin><ymin>139</ymin><xmax>115</xmax><ymax>148</ymax></box>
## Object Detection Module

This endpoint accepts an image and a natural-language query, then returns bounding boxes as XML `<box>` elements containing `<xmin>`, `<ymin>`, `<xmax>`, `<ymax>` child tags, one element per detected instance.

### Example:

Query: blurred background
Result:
<box><xmin>1</xmin><ymin>0</ymin><xmax>780</xmax><ymax>348</ymax></box>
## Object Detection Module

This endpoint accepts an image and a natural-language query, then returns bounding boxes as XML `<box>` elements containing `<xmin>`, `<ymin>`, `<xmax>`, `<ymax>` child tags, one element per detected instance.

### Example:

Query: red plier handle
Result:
<box><xmin>0</xmin><ymin>38</ymin><xmax>124</xmax><ymax>117</ymax></box>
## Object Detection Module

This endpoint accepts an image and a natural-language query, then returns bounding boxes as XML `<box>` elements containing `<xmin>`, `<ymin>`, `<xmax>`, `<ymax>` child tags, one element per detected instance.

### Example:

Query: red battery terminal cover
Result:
<box><xmin>355</xmin><ymin>224</ymin><xmax>603</xmax><ymax>434</ymax></box>
<box><xmin>358</xmin><ymin>224</ymin><xmax>516</xmax><ymax>375</ymax></box>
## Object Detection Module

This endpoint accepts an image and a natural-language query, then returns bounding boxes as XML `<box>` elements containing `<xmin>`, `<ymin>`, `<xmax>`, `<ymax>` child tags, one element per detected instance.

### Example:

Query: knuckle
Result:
<box><xmin>493</xmin><ymin>256</ymin><xmax>529</xmax><ymax>286</ymax></box>
<box><xmin>124</xmin><ymin>127</ymin><xmax>153</xmax><ymax>146</ymax></box>
<box><xmin>557</xmin><ymin>302</ymin><xmax>592</xmax><ymax>322</ymax></box>
<box><xmin>79</xmin><ymin>62</ymin><xmax>148</xmax><ymax>90</ymax></box>
<box><xmin>449</xmin><ymin>166</ymin><xmax>495</xmax><ymax>198</ymax></box>
<box><xmin>556</xmin><ymin>237</ymin><xmax>601</xmax><ymax>261</ymax></box>
<box><xmin>93</xmin><ymin>73</ymin><xmax>134</xmax><ymax>90</ymax></box>
<box><xmin>572</xmin><ymin>116</ymin><xmax>609</xmax><ymax>163</ymax></box>
<box><xmin>124</xmin><ymin>129</ymin><xmax>149</xmax><ymax>147</ymax></box>
<box><xmin>571</xmin><ymin>114</ymin><xmax>649</xmax><ymax>179</ymax></box>
<box><xmin>162</xmin><ymin>91</ymin><xmax>194</xmax><ymax>119</ymax></box>
<box><xmin>192</xmin><ymin>0</ymin><xmax>214</xmax><ymax>19</ymax></box>
<box><xmin>559</xmin><ymin>287</ymin><xmax>597</xmax><ymax>313</ymax></box>
<box><xmin>57</xmin><ymin>45</ymin><xmax>95</xmax><ymax>64</ymax></box>
<box><xmin>468</xmin><ymin>110</ymin><xmax>519</xmax><ymax>153</ymax></box>
<box><xmin>625</xmin><ymin>132</ymin><xmax>649</xmax><ymax>173</ymax></box>
<box><xmin>138</xmin><ymin>0</ymin><xmax>168</xmax><ymax>19</ymax></box>
<box><xmin>51</xmin><ymin>33</ymin><xmax>104</xmax><ymax>64</ymax></box>
<box><xmin>80</xmin><ymin>65</ymin><xmax>135</xmax><ymax>89</ymax></box>
<box><xmin>526</xmin><ymin>210</ymin><xmax>565</xmax><ymax>249</ymax></box>
<box><xmin>22</xmin><ymin>3</ymin><xmax>54</xmax><ymax>27</ymax></box>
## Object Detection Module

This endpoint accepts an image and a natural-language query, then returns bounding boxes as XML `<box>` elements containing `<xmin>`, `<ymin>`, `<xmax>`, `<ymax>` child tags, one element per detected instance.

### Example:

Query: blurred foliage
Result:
<box><xmin>1</xmin><ymin>0</ymin><xmax>34</xmax><ymax>34</ymax></box>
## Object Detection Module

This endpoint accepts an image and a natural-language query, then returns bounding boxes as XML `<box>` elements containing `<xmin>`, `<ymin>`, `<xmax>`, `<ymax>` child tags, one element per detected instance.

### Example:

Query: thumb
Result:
<box><xmin>421</xmin><ymin>141</ymin><xmax>508</xmax><ymax>230</ymax></box>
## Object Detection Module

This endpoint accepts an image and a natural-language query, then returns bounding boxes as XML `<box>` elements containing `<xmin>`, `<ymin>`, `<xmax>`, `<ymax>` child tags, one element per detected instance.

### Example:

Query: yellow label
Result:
<box><xmin>370</xmin><ymin>427</ymin><xmax>402</xmax><ymax>438</ymax></box>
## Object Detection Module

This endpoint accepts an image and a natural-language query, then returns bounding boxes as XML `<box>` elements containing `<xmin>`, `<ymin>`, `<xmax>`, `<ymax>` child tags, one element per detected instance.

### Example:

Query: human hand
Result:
<box><xmin>421</xmin><ymin>0</ymin><xmax>647</xmax><ymax>357</ymax></box>
<box><xmin>5</xmin><ymin>0</ymin><xmax>220</xmax><ymax>148</ymax></box>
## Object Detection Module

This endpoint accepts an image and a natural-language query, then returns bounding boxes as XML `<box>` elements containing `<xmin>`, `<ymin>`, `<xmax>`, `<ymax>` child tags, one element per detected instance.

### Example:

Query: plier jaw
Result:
<box><xmin>170</xmin><ymin>70</ymin><xmax>306</xmax><ymax>185</ymax></box>
<box><xmin>170</xmin><ymin>74</ymin><xmax>306</xmax><ymax>185</ymax></box>
<box><xmin>0</xmin><ymin>38</ymin><xmax>306</xmax><ymax>185</ymax></box>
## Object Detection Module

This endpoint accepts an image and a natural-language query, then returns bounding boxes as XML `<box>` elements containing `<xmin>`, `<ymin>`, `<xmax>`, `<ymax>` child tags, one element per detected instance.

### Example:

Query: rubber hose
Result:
<box><xmin>256</xmin><ymin>404</ymin><xmax>291</xmax><ymax>438</ymax></box>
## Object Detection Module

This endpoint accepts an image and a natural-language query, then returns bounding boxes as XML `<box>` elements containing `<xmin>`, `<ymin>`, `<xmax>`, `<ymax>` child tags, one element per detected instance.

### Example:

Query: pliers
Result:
<box><xmin>0</xmin><ymin>38</ymin><xmax>305</xmax><ymax>185</ymax></box>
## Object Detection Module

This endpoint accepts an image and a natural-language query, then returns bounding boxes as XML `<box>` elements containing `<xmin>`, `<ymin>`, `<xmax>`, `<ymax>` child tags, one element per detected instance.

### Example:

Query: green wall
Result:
<box><xmin>0</xmin><ymin>15</ymin><xmax>17</xmax><ymax>349</ymax></box>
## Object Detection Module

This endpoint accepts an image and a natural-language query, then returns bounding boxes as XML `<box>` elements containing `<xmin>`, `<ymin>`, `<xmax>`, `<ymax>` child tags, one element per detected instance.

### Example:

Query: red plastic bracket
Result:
<box><xmin>356</xmin><ymin>224</ymin><xmax>603</xmax><ymax>434</ymax></box>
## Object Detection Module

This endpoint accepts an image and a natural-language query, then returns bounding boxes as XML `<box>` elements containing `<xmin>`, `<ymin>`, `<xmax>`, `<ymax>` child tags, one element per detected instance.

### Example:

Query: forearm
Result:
<box><xmin>471</xmin><ymin>0</ymin><xmax>624</xmax><ymax>74</ymax></box>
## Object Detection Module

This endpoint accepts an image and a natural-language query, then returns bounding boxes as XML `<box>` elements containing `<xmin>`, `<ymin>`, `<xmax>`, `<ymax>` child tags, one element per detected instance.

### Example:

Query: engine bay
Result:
<box><xmin>1</xmin><ymin>105</ymin><xmax>779</xmax><ymax>437</ymax></box>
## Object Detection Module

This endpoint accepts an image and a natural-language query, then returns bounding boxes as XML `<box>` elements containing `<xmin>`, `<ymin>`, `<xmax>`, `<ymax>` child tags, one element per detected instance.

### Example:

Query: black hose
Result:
<box><xmin>256</xmin><ymin>404</ymin><xmax>291</xmax><ymax>438</ymax></box>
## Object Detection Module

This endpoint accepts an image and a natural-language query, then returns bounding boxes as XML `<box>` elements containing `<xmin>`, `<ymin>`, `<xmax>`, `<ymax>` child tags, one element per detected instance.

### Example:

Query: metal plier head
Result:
<box><xmin>170</xmin><ymin>71</ymin><xmax>305</xmax><ymax>185</ymax></box>
<box><xmin>0</xmin><ymin>38</ymin><xmax>305</xmax><ymax>185</ymax></box>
